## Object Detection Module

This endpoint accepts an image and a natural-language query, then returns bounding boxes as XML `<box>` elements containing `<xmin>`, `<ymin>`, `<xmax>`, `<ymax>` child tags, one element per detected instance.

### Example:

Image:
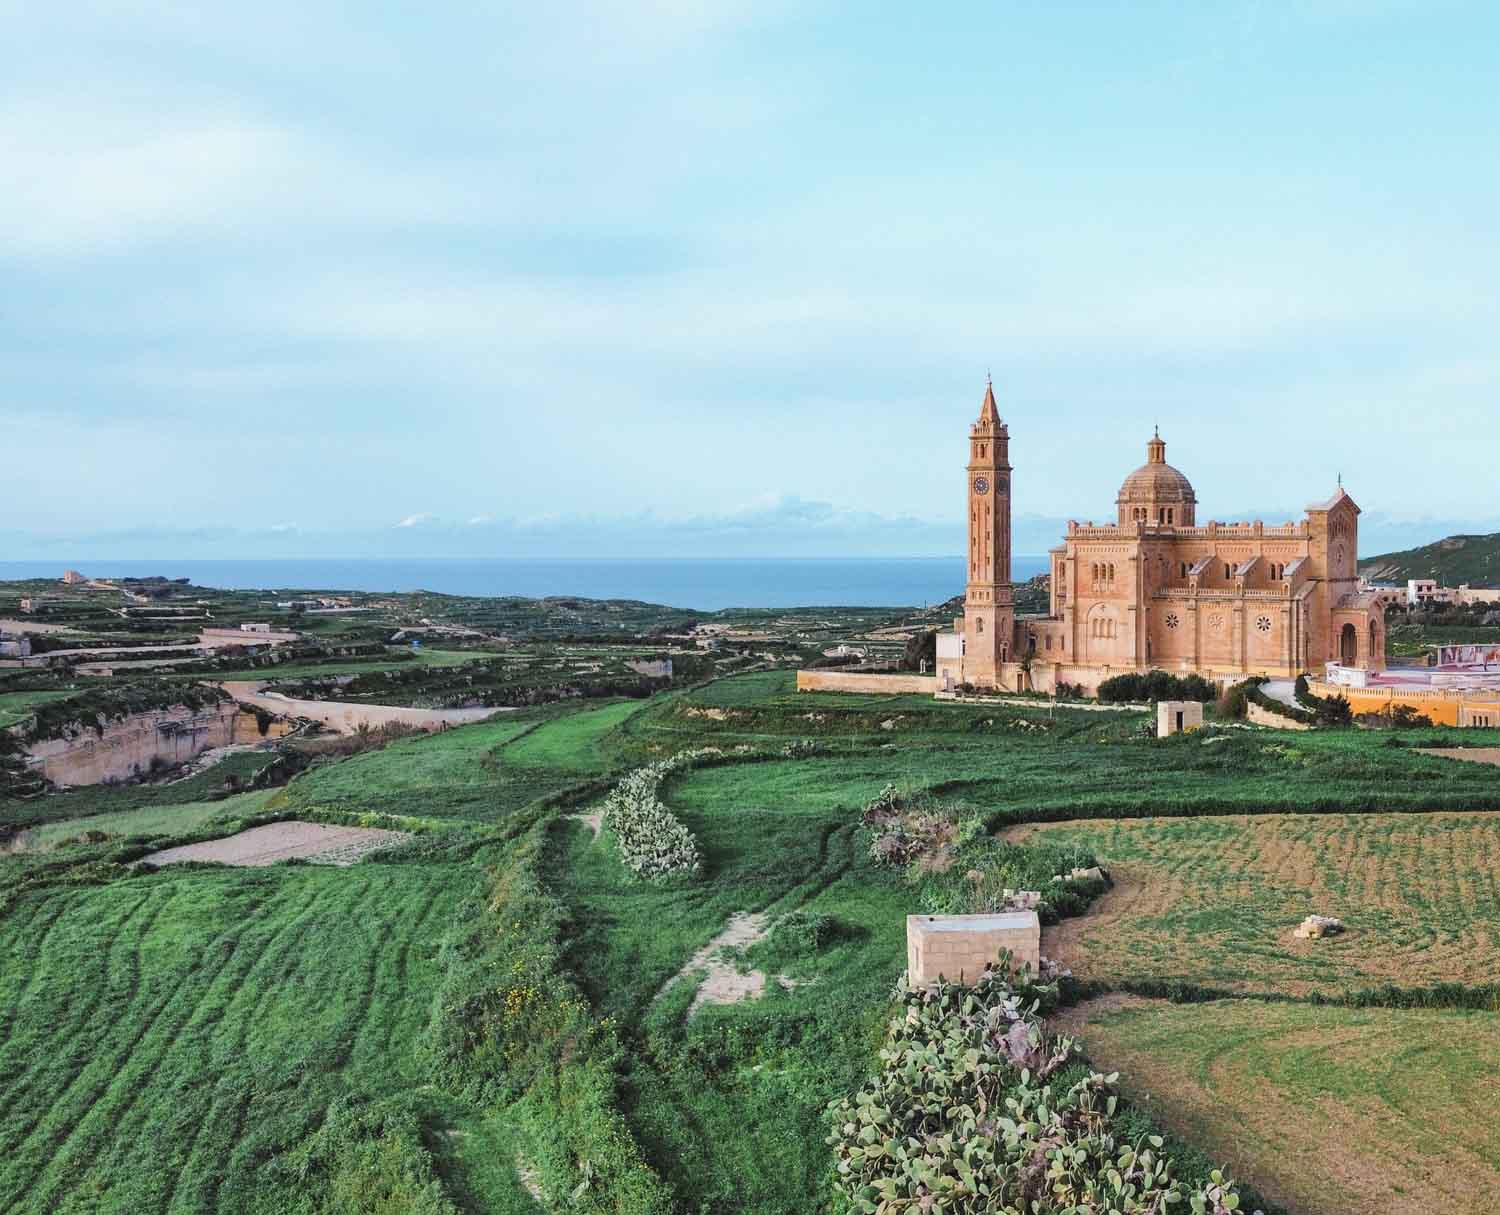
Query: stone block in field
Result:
<box><xmin>906</xmin><ymin>912</ymin><xmax>1040</xmax><ymax>985</ymax></box>
<box><xmin>1157</xmin><ymin>700</ymin><xmax>1204</xmax><ymax>737</ymax></box>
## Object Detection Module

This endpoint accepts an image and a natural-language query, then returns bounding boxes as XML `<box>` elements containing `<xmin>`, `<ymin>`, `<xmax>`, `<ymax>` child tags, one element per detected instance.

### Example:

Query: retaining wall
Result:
<box><xmin>1246</xmin><ymin>701</ymin><xmax>1313</xmax><ymax>731</ymax></box>
<box><xmin>796</xmin><ymin>671</ymin><xmax>938</xmax><ymax>695</ymax></box>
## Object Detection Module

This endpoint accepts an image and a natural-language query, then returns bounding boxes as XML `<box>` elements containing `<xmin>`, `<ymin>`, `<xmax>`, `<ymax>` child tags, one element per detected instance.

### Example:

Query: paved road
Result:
<box><xmin>1261</xmin><ymin>678</ymin><xmax>1299</xmax><ymax>707</ymax></box>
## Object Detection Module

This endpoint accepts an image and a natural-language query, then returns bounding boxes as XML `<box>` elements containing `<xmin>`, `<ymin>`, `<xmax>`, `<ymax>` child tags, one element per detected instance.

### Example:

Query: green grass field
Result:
<box><xmin>0</xmin><ymin>690</ymin><xmax>79</xmax><ymax>730</ymax></box>
<box><xmin>1020</xmin><ymin>812</ymin><xmax>1500</xmax><ymax>995</ymax></box>
<box><xmin>7</xmin><ymin>669</ymin><xmax>1500</xmax><ymax>1212</ymax></box>
<box><xmin>27</xmin><ymin>787</ymin><xmax>279</xmax><ymax>850</ymax></box>
<box><xmin>1056</xmin><ymin>997</ymin><xmax>1500</xmax><ymax>1215</ymax></box>
<box><xmin>0</xmin><ymin>859</ymin><xmax>471</xmax><ymax>1212</ymax></box>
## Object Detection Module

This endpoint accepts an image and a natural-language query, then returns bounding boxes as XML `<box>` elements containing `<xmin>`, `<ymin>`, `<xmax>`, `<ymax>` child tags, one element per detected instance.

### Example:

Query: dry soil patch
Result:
<box><xmin>142</xmin><ymin>821</ymin><xmax>411</xmax><ymax>868</ymax></box>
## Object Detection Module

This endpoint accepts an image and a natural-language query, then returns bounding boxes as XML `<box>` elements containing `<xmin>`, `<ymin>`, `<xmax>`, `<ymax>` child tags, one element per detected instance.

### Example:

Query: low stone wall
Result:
<box><xmin>796</xmin><ymin>671</ymin><xmax>938</xmax><ymax>695</ymax></box>
<box><xmin>1307</xmin><ymin>679</ymin><xmax>1500</xmax><ymax>728</ymax></box>
<box><xmin>1246</xmin><ymin>701</ymin><xmax>1312</xmax><ymax>731</ymax></box>
<box><xmin>25</xmin><ymin>704</ymin><xmax>291</xmax><ymax>786</ymax></box>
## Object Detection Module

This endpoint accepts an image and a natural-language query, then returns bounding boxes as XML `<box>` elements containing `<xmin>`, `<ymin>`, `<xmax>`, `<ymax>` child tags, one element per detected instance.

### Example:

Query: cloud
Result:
<box><xmin>394</xmin><ymin>514</ymin><xmax>432</xmax><ymax>529</ymax></box>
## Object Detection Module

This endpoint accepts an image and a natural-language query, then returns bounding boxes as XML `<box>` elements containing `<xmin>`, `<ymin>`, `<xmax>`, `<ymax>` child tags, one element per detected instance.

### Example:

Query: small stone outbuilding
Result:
<box><xmin>906</xmin><ymin>912</ymin><xmax>1041</xmax><ymax>985</ymax></box>
<box><xmin>1157</xmin><ymin>700</ymin><xmax>1204</xmax><ymax>737</ymax></box>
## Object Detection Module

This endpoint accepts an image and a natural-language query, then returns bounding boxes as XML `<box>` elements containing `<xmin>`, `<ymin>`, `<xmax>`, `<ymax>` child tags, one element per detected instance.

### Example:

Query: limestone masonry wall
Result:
<box><xmin>906</xmin><ymin>913</ymin><xmax>1041</xmax><ymax>985</ymax></box>
<box><xmin>796</xmin><ymin>671</ymin><xmax>938</xmax><ymax>695</ymax></box>
<box><xmin>1246</xmin><ymin>701</ymin><xmax>1312</xmax><ymax>730</ymax></box>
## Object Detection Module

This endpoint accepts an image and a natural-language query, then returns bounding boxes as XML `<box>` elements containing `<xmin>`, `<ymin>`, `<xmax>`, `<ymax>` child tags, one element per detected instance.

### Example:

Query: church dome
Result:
<box><xmin>1116</xmin><ymin>431</ymin><xmax>1197</xmax><ymax>526</ymax></box>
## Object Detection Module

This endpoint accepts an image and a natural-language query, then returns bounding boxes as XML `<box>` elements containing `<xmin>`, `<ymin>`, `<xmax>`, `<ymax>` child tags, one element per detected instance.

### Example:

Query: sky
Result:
<box><xmin>4</xmin><ymin>1</ymin><xmax>1499</xmax><ymax>560</ymax></box>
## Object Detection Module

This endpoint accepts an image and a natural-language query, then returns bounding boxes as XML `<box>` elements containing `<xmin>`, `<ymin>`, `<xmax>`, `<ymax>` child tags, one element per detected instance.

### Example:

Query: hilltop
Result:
<box><xmin>1360</xmin><ymin>533</ymin><xmax>1500</xmax><ymax>587</ymax></box>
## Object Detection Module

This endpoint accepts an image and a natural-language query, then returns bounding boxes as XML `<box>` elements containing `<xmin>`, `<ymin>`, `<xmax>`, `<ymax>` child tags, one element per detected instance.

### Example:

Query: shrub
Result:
<box><xmin>768</xmin><ymin>911</ymin><xmax>838</xmax><ymax>955</ymax></box>
<box><xmin>1098</xmin><ymin>671</ymin><xmax>1217</xmax><ymax>704</ymax></box>
<box><xmin>827</xmin><ymin>967</ymin><xmax>1255</xmax><ymax>1214</ymax></box>
<box><xmin>599</xmin><ymin>750</ymin><xmax>717</xmax><ymax>879</ymax></box>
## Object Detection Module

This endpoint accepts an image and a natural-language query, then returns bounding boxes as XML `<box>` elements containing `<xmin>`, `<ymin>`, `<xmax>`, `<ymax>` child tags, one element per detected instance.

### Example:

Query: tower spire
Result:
<box><xmin>978</xmin><ymin>376</ymin><xmax>1000</xmax><ymax>426</ymax></box>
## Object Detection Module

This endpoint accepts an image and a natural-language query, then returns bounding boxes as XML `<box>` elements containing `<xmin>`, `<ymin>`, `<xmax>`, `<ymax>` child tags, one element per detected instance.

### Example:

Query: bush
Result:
<box><xmin>1098</xmin><ymin>671</ymin><xmax>1217</xmax><ymax>704</ymax></box>
<box><xmin>599</xmin><ymin>750</ymin><xmax>717</xmax><ymax>879</ymax></box>
<box><xmin>768</xmin><ymin>911</ymin><xmax>838</xmax><ymax>955</ymax></box>
<box><xmin>827</xmin><ymin>968</ymin><xmax>1255</xmax><ymax>1214</ymax></box>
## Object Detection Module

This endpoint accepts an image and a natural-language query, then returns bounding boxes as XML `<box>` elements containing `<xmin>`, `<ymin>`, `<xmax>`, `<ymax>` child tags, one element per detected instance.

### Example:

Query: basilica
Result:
<box><xmin>934</xmin><ymin>381</ymin><xmax>1387</xmax><ymax>694</ymax></box>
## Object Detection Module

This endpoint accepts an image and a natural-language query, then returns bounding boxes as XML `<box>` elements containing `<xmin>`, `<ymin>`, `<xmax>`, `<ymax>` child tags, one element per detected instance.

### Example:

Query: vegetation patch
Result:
<box><xmin>828</xmin><ymin>967</ymin><xmax>1256</xmax><ymax>1214</ymax></box>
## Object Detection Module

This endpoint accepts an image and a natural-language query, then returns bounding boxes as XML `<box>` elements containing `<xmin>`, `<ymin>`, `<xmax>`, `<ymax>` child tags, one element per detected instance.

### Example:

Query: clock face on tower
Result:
<box><xmin>972</xmin><ymin>476</ymin><xmax>990</xmax><ymax>495</ymax></box>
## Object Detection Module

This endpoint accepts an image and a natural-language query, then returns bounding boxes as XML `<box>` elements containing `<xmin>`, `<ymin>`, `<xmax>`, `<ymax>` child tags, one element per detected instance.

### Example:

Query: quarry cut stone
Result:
<box><xmin>906</xmin><ymin>912</ymin><xmax>1041</xmax><ymax>986</ymax></box>
<box><xmin>1294</xmin><ymin>914</ymin><xmax>1345</xmax><ymax>939</ymax></box>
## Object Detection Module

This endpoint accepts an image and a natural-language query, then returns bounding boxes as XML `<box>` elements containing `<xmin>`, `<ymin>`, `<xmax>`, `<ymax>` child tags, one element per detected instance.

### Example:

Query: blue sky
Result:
<box><xmin>5</xmin><ymin>1</ymin><xmax>1498</xmax><ymax>559</ymax></box>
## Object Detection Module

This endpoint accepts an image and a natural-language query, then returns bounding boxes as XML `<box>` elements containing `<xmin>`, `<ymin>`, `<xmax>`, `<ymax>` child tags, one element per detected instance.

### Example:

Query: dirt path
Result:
<box><xmin>650</xmin><ymin>910</ymin><xmax>807</xmax><ymax>1018</ymax></box>
<box><xmin>567</xmin><ymin>810</ymin><xmax>603</xmax><ymax>839</ymax></box>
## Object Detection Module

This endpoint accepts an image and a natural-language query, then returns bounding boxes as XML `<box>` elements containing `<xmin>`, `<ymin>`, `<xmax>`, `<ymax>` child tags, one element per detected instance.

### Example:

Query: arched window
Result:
<box><xmin>975</xmin><ymin>617</ymin><xmax>984</xmax><ymax>634</ymax></box>
<box><xmin>1224</xmin><ymin>563</ymin><xmax>1232</xmax><ymax>581</ymax></box>
<box><xmin>1167</xmin><ymin>508</ymin><xmax>1174</xmax><ymax>524</ymax></box>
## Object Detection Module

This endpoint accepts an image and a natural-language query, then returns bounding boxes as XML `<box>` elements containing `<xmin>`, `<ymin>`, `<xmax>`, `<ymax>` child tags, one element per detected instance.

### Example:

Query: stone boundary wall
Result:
<box><xmin>934</xmin><ymin>692</ymin><xmax>1145</xmax><ymax>713</ymax></box>
<box><xmin>796</xmin><ymin>671</ymin><xmax>938</xmax><ymax>695</ymax></box>
<box><xmin>1308</xmin><ymin>678</ymin><xmax>1500</xmax><ymax>728</ymax></box>
<box><xmin>1247</xmin><ymin>701</ymin><xmax>1313</xmax><ymax>731</ymax></box>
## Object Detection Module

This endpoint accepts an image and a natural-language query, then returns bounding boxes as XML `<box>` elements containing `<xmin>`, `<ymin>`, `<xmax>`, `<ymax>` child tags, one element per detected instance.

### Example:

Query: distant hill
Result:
<box><xmin>1360</xmin><ymin>533</ymin><xmax>1500</xmax><ymax>587</ymax></box>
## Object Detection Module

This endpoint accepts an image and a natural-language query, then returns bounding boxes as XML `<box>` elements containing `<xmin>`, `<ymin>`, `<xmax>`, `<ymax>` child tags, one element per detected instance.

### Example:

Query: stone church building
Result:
<box><xmin>935</xmin><ymin>381</ymin><xmax>1386</xmax><ymax>694</ymax></box>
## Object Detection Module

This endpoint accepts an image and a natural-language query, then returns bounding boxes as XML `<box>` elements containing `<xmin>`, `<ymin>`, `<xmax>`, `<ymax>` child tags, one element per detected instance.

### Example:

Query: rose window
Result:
<box><xmin>1208</xmin><ymin>614</ymin><xmax>1224</xmax><ymax>634</ymax></box>
<box><xmin>1165</xmin><ymin>612</ymin><xmax>1180</xmax><ymax>630</ymax></box>
<box><xmin>1256</xmin><ymin>616</ymin><xmax>1273</xmax><ymax>633</ymax></box>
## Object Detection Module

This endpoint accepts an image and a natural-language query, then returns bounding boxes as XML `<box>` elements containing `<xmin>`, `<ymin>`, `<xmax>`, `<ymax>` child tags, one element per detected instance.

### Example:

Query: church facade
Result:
<box><xmin>935</xmin><ymin>382</ymin><xmax>1387</xmax><ymax>694</ymax></box>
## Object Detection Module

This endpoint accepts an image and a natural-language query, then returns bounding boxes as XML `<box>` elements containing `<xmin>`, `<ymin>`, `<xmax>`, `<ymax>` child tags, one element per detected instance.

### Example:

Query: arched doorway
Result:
<box><xmin>1340</xmin><ymin>623</ymin><xmax>1358</xmax><ymax>666</ymax></box>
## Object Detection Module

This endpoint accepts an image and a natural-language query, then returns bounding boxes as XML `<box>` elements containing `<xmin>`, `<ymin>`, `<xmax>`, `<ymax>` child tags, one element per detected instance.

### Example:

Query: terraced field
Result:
<box><xmin>1017</xmin><ymin>813</ymin><xmax>1500</xmax><ymax>994</ymax></box>
<box><xmin>0</xmin><ymin>860</ymin><xmax>470</xmax><ymax>1212</ymax></box>
<box><xmin>9</xmin><ymin>667</ymin><xmax>1500</xmax><ymax>1213</ymax></box>
<box><xmin>1055</xmin><ymin>997</ymin><xmax>1500</xmax><ymax>1215</ymax></box>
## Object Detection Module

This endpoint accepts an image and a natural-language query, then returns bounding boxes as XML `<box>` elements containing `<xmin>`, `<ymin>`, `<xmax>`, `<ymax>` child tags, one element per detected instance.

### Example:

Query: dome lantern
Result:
<box><xmin>1116</xmin><ymin>431</ymin><xmax>1197</xmax><ymax>527</ymax></box>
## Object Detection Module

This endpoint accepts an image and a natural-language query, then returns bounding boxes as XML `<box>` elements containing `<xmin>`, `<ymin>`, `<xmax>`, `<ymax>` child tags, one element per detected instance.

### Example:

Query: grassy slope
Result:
<box><xmin>0</xmin><ymin>690</ymin><xmax>78</xmax><ymax>729</ymax></box>
<box><xmin>0</xmin><ymin>860</ymin><xmax>467</xmax><ymax>1213</ymax></box>
<box><xmin>1361</xmin><ymin>532</ymin><xmax>1500</xmax><ymax>586</ymax></box>
<box><xmin>10</xmin><ymin>668</ymin><xmax>1500</xmax><ymax>1212</ymax></box>
<box><xmin>0</xmin><ymin>696</ymin><xmax>657</xmax><ymax>1214</ymax></box>
<box><xmin>2</xmin><ymin>751</ymin><xmax>283</xmax><ymax>830</ymax></box>
<box><xmin>274</xmin><ymin>701</ymin><xmax>639</xmax><ymax>823</ymax></box>
<box><xmin>1056</xmin><ymin>998</ymin><xmax>1500</xmax><ymax>1215</ymax></box>
<box><xmin>29</xmin><ymin>787</ymin><xmax>279</xmax><ymax>849</ymax></box>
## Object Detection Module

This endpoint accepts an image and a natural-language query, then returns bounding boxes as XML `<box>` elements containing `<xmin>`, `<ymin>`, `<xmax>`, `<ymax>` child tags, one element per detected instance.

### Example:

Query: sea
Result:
<box><xmin>0</xmin><ymin>557</ymin><xmax>1051</xmax><ymax>612</ymax></box>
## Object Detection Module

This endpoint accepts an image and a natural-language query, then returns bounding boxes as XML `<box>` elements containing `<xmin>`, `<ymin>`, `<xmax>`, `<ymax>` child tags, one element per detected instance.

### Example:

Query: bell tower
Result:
<box><xmin>964</xmin><ymin>377</ymin><xmax>1013</xmax><ymax>685</ymax></box>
